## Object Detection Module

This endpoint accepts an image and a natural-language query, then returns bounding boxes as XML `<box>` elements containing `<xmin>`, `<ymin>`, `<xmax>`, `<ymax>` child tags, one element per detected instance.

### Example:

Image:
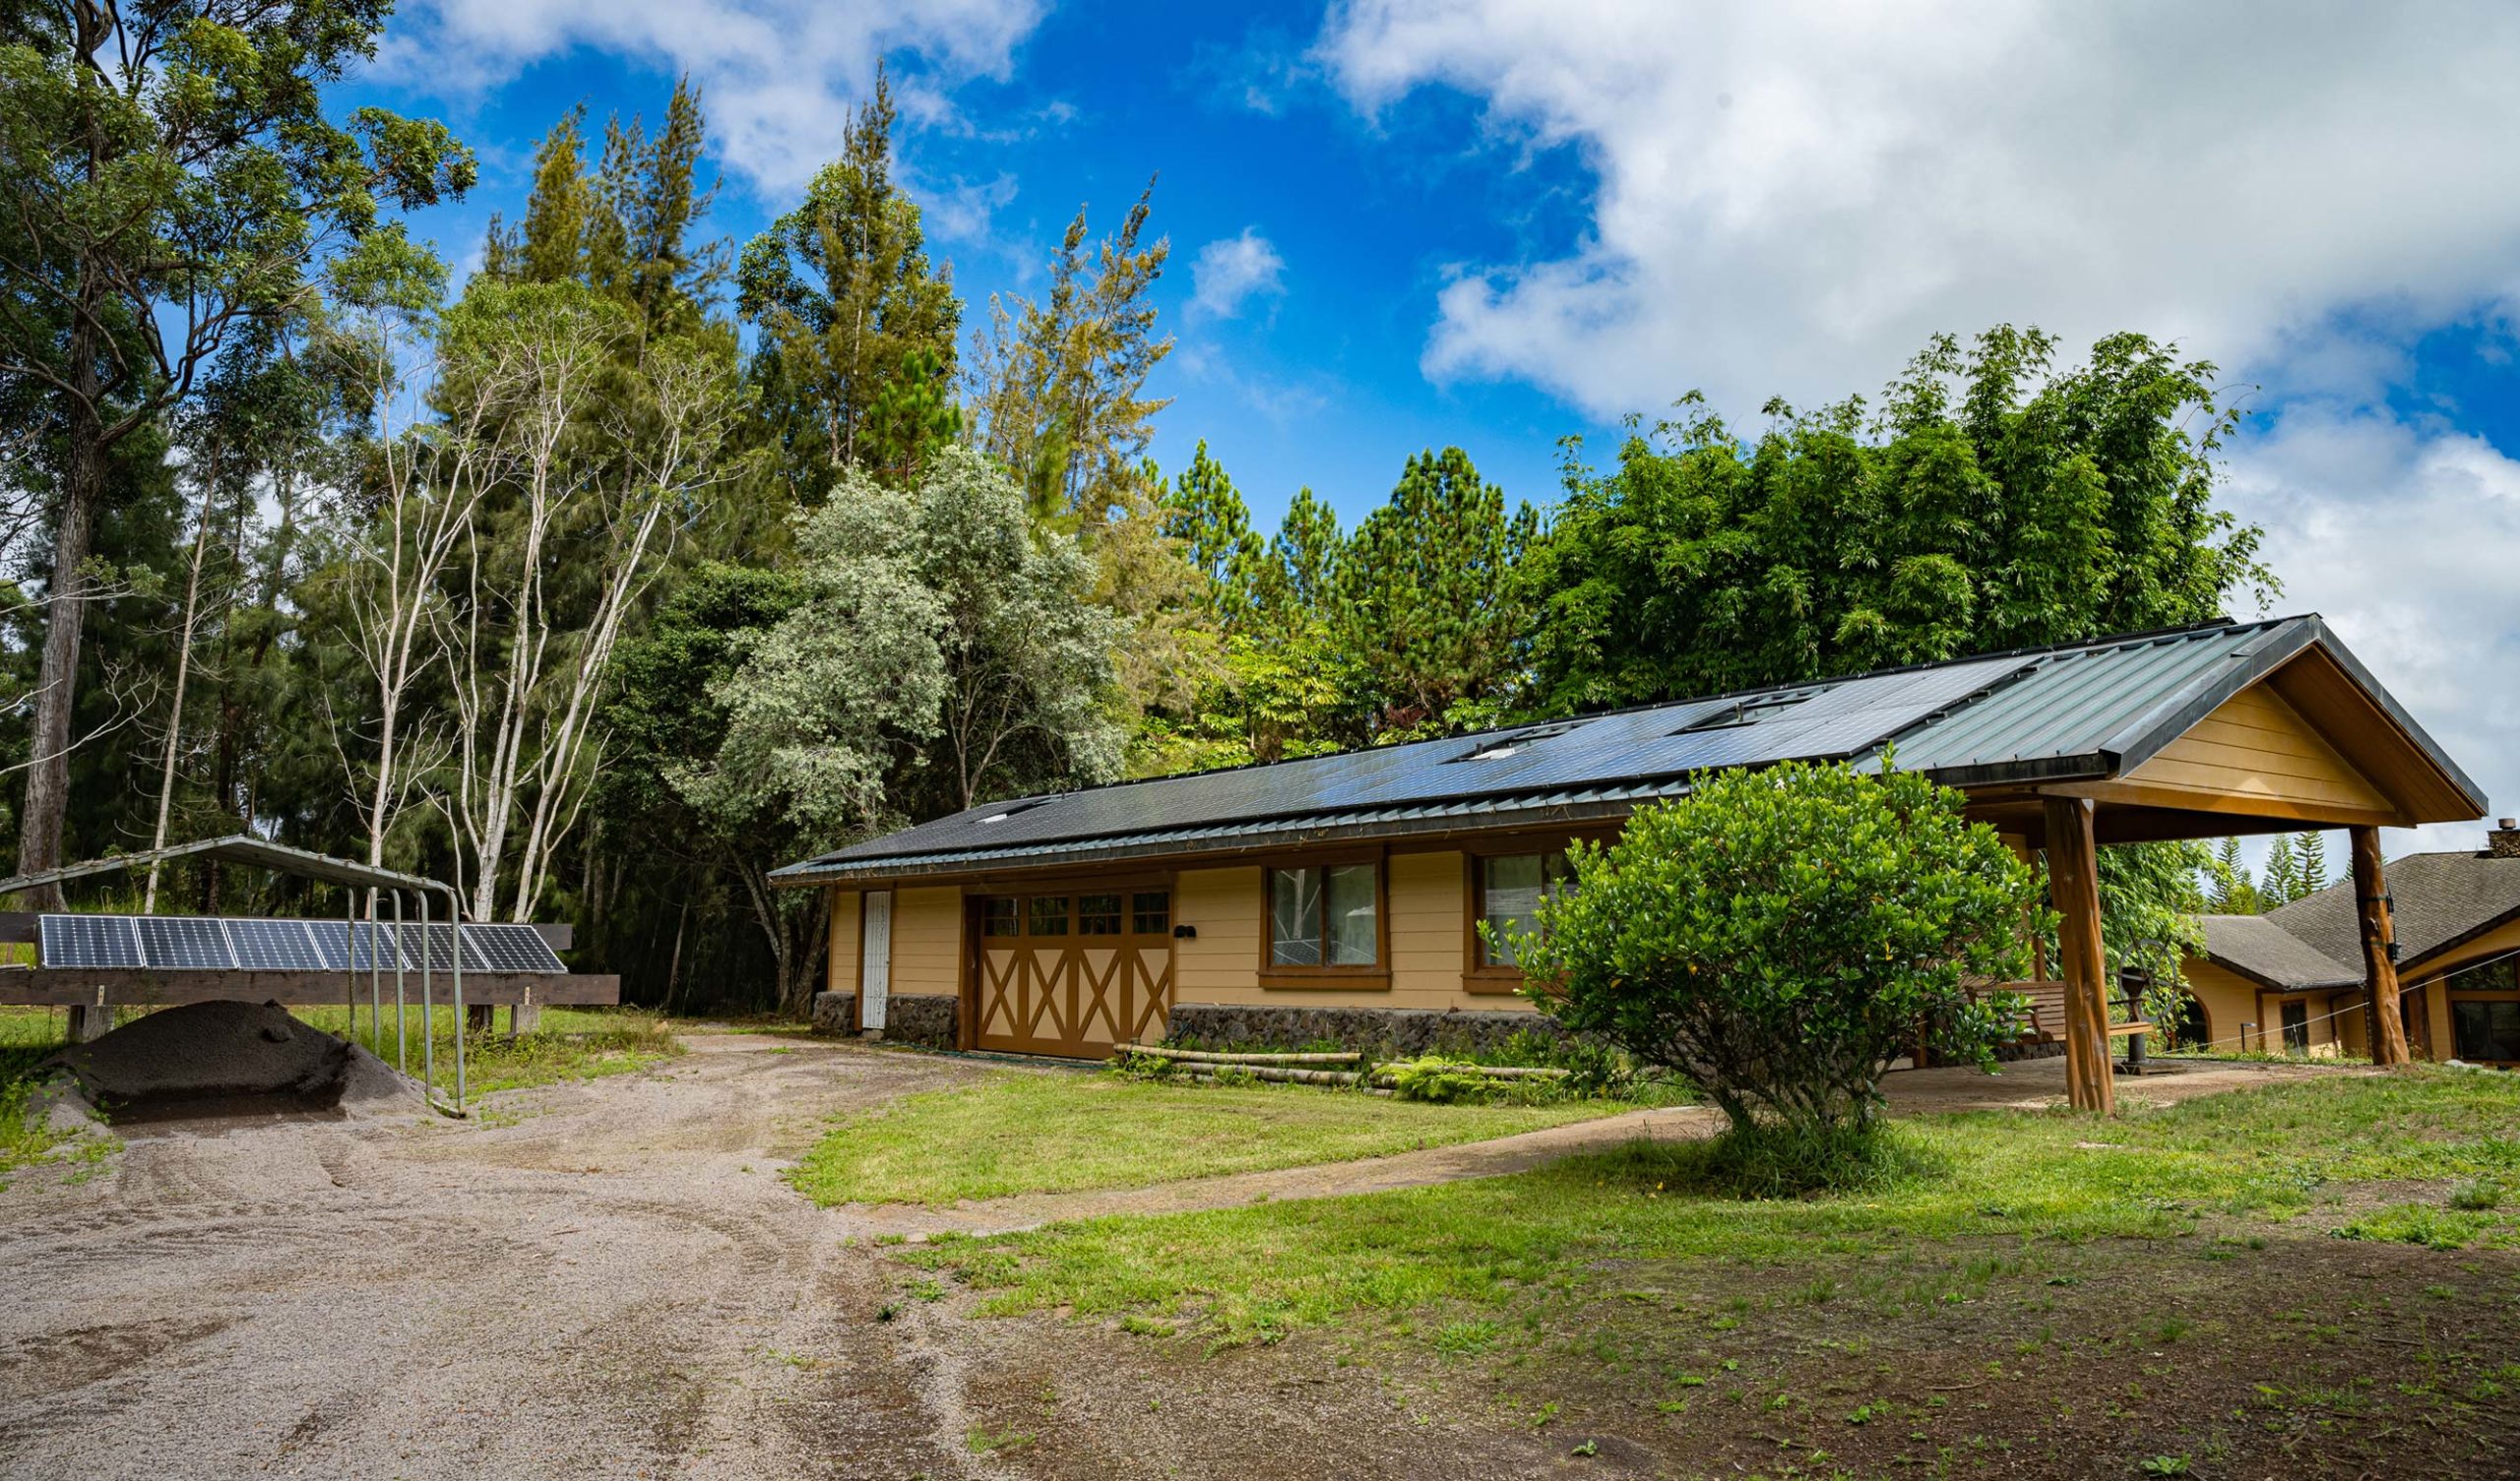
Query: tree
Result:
<box><xmin>1513</xmin><ymin>759</ymin><xmax>2039</xmax><ymax>1141</ymax></box>
<box><xmin>1256</xmin><ymin>485</ymin><xmax>1344</xmax><ymax>623</ymax></box>
<box><xmin>1341</xmin><ymin>447</ymin><xmax>1535</xmax><ymax>736</ymax></box>
<box><xmin>678</xmin><ymin>446</ymin><xmax>1124</xmax><ymax>1010</ymax></box>
<box><xmin>1516</xmin><ymin>328</ymin><xmax>2273</xmax><ymax>714</ymax></box>
<box><xmin>736</xmin><ymin>68</ymin><xmax>959</xmax><ymax>498</ymax></box>
<box><xmin>1162</xmin><ymin>440</ymin><xmax>1264</xmax><ymax>627</ymax></box>
<box><xmin>427</xmin><ymin>281</ymin><xmax>745</xmax><ymax>921</ymax></box>
<box><xmin>0</xmin><ymin>1</ymin><xmax>472</xmax><ymax>901</ymax></box>
<box><xmin>485</xmin><ymin>78</ymin><xmax>725</xmax><ymax>338</ymax></box>
<box><xmin>966</xmin><ymin>186</ymin><xmax>1171</xmax><ymax>525</ymax></box>
<box><xmin>2260</xmin><ymin>833</ymin><xmax>2300</xmax><ymax>909</ymax></box>
<box><xmin>2296</xmin><ymin>830</ymin><xmax>2328</xmax><ymax>896</ymax></box>
<box><xmin>2206</xmin><ymin>836</ymin><xmax>2263</xmax><ymax>915</ymax></box>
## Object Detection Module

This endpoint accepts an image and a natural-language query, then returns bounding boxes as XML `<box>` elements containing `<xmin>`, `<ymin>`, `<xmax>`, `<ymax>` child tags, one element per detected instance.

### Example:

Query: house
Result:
<box><xmin>2188</xmin><ymin>821</ymin><xmax>2520</xmax><ymax>1064</ymax></box>
<box><xmin>771</xmin><ymin>615</ymin><xmax>2486</xmax><ymax>1110</ymax></box>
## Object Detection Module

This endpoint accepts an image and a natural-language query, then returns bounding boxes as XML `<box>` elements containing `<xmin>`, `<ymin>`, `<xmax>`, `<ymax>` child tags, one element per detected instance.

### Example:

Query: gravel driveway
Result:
<box><xmin>0</xmin><ymin>1035</ymin><xmax>990</xmax><ymax>1480</ymax></box>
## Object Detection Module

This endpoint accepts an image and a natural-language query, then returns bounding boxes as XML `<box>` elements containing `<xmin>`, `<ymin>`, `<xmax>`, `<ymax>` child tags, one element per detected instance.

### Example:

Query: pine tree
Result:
<box><xmin>1258</xmin><ymin>487</ymin><xmax>1346</xmax><ymax>622</ymax></box>
<box><xmin>2207</xmin><ymin>836</ymin><xmax>2261</xmax><ymax>914</ymax></box>
<box><xmin>2260</xmin><ymin>833</ymin><xmax>2300</xmax><ymax>909</ymax></box>
<box><xmin>965</xmin><ymin>183</ymin><xmax>1172</xmax><ymax>524</ymax></box>
<box><xmin>737</xmin><ymin>68</ymin><xmax>961</xmax><ymax>498</ymax></box>
<box><xmin>1341</xmin><ymin>448</ymin><xmax>1537</xmax><ymax>736</ymax></box>
<box><xmin>2296</xmin><ymin>830</ymin><xmax>2328</xmax><ymax>896</ymax></box>
<box><xmin>1163</xmin><ymin>441</ymin><xmax>1265</xmax><ymax>626</ymax></box>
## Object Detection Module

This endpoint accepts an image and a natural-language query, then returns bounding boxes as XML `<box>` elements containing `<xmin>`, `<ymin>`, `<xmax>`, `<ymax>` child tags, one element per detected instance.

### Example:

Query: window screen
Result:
<box><xmin>1269</xmin><ymin>865</ymin><xmax>1375</xmax><ymax>966</ymax></box>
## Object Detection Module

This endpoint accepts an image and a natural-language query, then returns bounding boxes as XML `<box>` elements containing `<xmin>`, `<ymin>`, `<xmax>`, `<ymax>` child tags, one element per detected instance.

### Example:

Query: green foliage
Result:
<box><xmin>1387</xmin><ymin>1057</ymin><xmax>1551</xmax><ymax>1106</ymax></box>
<box><xmin>1660</xmin><ymin>1120</ymin><xmax>1937</xmax><ymax>1200</ymax></box>
<box><xmin>1341</xmin><ymin>448</ymin><xmax>1537</xmax><ymax>737</ymax></box>
<box><xmin>1515</xmin><ymin>759</ymin><xmax>2042</xmax><ymax>1135</ymax></box>
<box><xmin>1515</xmin><ymin>328</ymin><xmax>2271</xmax><ymax>713</ymax></box>
<box><xmin>1162</xmin><ymin>439</ymin><xmax>1267</xmax><ymax>626</ymax></box>
<box><xmin>736</xmin><ymin>68</ymin><xmax>960</xmax><ymax>497</ymax></box>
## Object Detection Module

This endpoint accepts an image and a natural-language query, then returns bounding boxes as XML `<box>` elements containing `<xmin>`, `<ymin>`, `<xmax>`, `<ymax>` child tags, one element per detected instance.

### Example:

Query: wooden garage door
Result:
<box><xmin>974</xmin><ymin>888</ymin><xmax>1174</xmax><ymax>1059</ymax></box>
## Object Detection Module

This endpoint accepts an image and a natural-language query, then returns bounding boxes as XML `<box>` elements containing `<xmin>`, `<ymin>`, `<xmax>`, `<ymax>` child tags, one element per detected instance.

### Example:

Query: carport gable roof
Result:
<box><xmin>772</xmin><ymin>614</ymin><xmax>2485</xmax><ymax>887</ymax></box>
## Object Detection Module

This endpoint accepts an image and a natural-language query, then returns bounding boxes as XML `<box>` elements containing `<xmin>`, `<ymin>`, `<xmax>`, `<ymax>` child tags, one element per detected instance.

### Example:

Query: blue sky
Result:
<box><xmin>352</xmin><ymin>1</ymin><xmax>2520</xmax><ymax>859</ymax></box>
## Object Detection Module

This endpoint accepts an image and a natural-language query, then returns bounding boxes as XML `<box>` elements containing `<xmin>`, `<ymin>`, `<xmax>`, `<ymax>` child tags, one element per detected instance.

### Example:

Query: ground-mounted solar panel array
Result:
<box><xmin>36</xmin><ymin>915</ymin><xmax>565</xmax><ymax>973</ymax></box>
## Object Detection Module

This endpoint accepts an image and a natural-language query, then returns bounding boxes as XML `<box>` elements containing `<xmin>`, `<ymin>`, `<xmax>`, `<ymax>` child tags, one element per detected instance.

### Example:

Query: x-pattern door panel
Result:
<box><xmin>973</xmin><ymin>889</ymin><xmax>1172</xmax><ymax>1059</ymax></box>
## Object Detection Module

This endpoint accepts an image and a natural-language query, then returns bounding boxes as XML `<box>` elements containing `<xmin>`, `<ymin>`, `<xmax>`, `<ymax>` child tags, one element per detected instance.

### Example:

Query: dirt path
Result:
<box><xmin>0</xmin><ymin>1039</ymin><xmax>2362</xmax><ymax>1479</ymax></box>
<box><xmin>0</xmin><ymin>1036</ymin><xmax>987</xmax><ymax>1480</ymax></box>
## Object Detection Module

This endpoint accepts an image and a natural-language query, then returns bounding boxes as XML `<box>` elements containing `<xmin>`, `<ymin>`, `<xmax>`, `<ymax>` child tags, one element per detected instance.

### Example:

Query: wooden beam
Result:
<box><xmin>0</xmin><ymin>969</ymin><xmax>619</xmax><ymax>1008</ymax></box>
<box><xmin>2042</xmin><ymin>795</ymin><xmax>2115</xmax><ymax>1114</ymax></box>
<box><xmin>2036</xmin><ymin>778</ymin><xmax>2407</xmax><ymax>830</ymax></box>
<box><xmin>2349</xmin><ymin>827</ymin><xmax>2411</xmax><ymax>1067</ymax></box>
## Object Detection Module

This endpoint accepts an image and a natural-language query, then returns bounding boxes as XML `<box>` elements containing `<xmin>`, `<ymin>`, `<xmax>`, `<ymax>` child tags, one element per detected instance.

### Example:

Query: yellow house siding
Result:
<box><xmin>2182</xmin><ymin>959</ymin><xmax>2264</xmax><ymax>1051</ymax></box>
<box><xmin>891</xmin><ymin>886</ymin><xmax>964</xmax><ymax>998</ymax></box>
<box><xmin>2181</xmin><ymin>956</ymin><xmax>2352</xmax><ymax>1057</ymax></box>
<box><xmin>1168</xmin><ymin>851</ymin><xmax>1540</xmax><ymax>1013</ymax></box>
<box><xmin>1389</xmin><ymin>850</ymin><xmax>1473</xmax><ymax>1009</ymax></box>
<box><xmin>827</xmin><ymin>890</ymin><xmax>861</xmax><ymax>997</ymax></box>
<box><xmin>2126</xmin><ymin>685</ymin><xmax>2396</xmax><ymax>817</ymax></box>
<box><xmin>2413</xmin><ymin>916</ymin><xmax>2520</xmax><ymax>1060</ymax></box>
<box><xmin>1174</xmin><ymin>866</ymin><xmax>1266</xmax><ymax>1004</ymax></box>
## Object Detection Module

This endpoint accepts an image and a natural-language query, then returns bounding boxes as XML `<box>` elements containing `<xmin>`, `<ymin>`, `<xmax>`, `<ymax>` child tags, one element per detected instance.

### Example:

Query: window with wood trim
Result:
<box><xmin>1268</xmin><ymin>864</ymin><xmax>1378</xmax><ymax>966</ymax></box>
<box><xmin>979</xmin><ymin>897</ymin><xmax>1020</xmax><ymax>937</ymax></box>
<box><xmin>1027</xmin><ymin>895</ymin><xmax>1071</xmax><ymax>937</ymax></box>
<box><xmin>1131</xmin><ymin>892</ymin><xmax>1170</xmax><ymax>935</ymax></box>
<box><xmin>1078</xmin><ymin>893</ymin><xmax>1122</xmax><ymax>935</ymax></box>
<box><xmin>1475</xmin><ymin>851</ymin><xmax>1571</xmax><ymax>968</ymax></box>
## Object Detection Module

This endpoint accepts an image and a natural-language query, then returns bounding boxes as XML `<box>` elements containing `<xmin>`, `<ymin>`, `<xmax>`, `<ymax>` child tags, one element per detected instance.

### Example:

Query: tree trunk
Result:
<box><xmin>15</xmin><ymin>384</ymin><xmax>104</xmax><ymax>908</ymax></box>
<box><xmin>144</xmin><ymin>459</ymin><xmax>221</xmax><ymax>911</ymax></box>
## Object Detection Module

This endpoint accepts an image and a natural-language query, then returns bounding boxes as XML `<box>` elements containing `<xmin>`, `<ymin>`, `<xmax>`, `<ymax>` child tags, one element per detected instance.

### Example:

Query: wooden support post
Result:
<box><xmin>2349</xmin><ymin>826</ymin><xmax>2411</xmax><ymax>1067</ymax></box>
<box><xmin>2042</xmin><ymin>795</ymin><xmax>2115</xmax><ymax>1114</ymax></box>
<box><xmin>66</xmin><ymin>1004</ymin><xmax>112</xmax><ymax>1044</ymax></box>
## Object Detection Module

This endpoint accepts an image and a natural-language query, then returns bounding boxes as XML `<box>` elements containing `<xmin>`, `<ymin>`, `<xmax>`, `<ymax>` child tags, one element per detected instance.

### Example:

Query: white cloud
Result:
<box><xmin>1188</xmin><ymin>229</ymin><xmax>1289</xmax><ymax>321</ymax></box>
<box><xmin>383</xmin><ymin>0</ymin><xmax>1045</xmax><ymax>193</ymax></box>
<box><xmin>2225</xmin><ymin>409</ymin><xmax>2520</xmax><ymax>853</ymax></box>
<box><xmin>1318</xmin><ymin>1</ymin><xmax>2520</xmax><ymax>417</ymax></box>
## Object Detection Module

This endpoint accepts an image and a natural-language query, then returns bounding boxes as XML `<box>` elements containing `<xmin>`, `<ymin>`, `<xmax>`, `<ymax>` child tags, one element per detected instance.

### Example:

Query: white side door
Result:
<box><xmin>860</xmin><ymin>891</ymin><xmax>893</xmax><ymax>1031</ymax></box>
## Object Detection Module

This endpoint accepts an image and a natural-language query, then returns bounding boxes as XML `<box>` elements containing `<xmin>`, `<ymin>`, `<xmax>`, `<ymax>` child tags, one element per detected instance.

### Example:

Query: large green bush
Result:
<box><xmin>1512</xmin><ymin>759</ymin><xmax>2043</xmax><ymax>1137</ymax></box>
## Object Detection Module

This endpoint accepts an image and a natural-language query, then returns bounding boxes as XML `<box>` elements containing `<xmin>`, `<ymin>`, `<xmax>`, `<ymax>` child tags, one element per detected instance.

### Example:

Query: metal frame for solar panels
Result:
<box><xmin>0</xmin><ymin>834</ymin><xmax>613</xmax><ymax>1114</ymax></box>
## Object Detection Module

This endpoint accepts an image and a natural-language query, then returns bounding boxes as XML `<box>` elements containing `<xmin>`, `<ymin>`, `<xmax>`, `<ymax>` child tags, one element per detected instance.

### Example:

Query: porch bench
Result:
<box><xmin>1974</xmin><ymin>979</ymin><xmax>2153</xmax><ymax>1044</ymax></box>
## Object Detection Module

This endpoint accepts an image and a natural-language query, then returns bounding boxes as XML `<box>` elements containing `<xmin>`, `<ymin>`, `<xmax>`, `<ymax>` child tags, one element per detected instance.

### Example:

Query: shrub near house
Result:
<box><xmin>1513</xmin><ymin>760</ymin><xmax>2043</xmax><ymax>1160</ymax></box>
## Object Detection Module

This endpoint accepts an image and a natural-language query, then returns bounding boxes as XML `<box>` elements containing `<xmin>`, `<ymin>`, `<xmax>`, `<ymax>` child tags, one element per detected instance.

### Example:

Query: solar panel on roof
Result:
<box><xmin>226</xmin><ymin>918</ymin><xmax>327</xmax><ymax>970</ymax></box>
<box><xmin>461</xmin><ymin>924</ymin><xmax>565</xmax><ymax>973</ymax></box>
<box><xmin>39</xmin><ymin>914</ymin><xmax>141</xmax><ymax>968</ymax></box>
<box><xmin>137</xmin><ymin>916</ymin><xmax>234</xmax><ymax>969</ymax></box>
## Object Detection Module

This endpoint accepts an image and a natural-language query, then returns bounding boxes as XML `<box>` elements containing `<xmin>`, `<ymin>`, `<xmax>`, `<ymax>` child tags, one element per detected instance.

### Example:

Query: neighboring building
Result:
<box><xmin>773</xmin><ymin>615</ymin><xmax>2484</xmax><ymax>1078</ymax></box>
<box><xmin>2189</xmin><ymin>821</ymin><xmax>2520</xmax><ymax>1064</ymax></box>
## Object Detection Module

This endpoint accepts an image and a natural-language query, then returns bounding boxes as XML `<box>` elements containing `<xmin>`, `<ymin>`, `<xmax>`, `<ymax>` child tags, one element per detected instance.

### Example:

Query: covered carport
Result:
<box><xmin>1916</xmin><ymin>620</ymin><xmax>2488</xmax><ymax>1111</ymax></box>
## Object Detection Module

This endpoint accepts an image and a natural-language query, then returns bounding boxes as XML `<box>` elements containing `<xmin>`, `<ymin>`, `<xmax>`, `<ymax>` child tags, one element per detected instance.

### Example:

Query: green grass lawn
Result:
<box><xmin>788</xmin><ymin>1069</ymin><xmax>1642</xmax><ymax>1206</ymax></box>
<box><xmin>905</xmin><ymin>1067</ymin><xmax>2520</xmax><ymax>1344</ymax></box>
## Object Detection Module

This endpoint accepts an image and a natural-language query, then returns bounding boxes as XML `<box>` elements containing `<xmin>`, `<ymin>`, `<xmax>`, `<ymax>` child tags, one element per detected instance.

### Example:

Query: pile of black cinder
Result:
<box><xmin>46</xmin><ymin>1000</ymin><xmax>428</xmax><ymax>1123</ymax></box>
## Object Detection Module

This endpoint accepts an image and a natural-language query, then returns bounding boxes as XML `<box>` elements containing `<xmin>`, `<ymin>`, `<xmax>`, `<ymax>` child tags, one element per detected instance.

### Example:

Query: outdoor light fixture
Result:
<box><xmin>1172</xmin><ymin>924</ymin><xmax>1197</xmax><ymax>940</ymax></box>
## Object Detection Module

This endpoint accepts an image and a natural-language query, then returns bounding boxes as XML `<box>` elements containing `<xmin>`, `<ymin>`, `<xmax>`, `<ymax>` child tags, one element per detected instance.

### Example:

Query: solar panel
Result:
<box><xmin>136</xmin><ymin>916</ymin><xmax>235</xmax><ymax>969</ymax></box>
<box><xmin>400</xmin><ymin>922</ymin><xmax>461</xmax><ymax>970</ymax></box>
<box><xmin>461</xmin><ymin>923</ymin><xmax>566</xmax><ymax>973</ymax></box>
<box><xmin>344</xmin><ymin>921</ymin><xmax>407</xmax><ymax>970</ymax></box>
<box><xmin>300</xmin><ymin>920</ymin><xmax>354</xmax><ymax>971</ymax></box>
<box><xmin>226</xmin><ymin>917</ymin><xmax>328</xmax><ymax>971</ymax></box>
<box><xmin>39</xmin><ymin>914</ymin><xmax>141</xmax><ymax>968</ymax></box>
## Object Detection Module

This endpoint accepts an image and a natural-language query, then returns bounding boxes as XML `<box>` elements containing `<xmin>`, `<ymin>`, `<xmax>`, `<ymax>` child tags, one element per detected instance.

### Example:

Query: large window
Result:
<box><xmin>1477</xmin><ymin>851</ymin><xmax>1570</xmax><ymax>967</ymax></box>
<box><xmin>1269</xmin><ymin>864</ymin><xmax>1377</xmax><ymax>966</ymax></box>
<box><xmin>2453</xmin><ymin>1000</ymin><xmax>2520</xmax><ymax>1063</ymax></box>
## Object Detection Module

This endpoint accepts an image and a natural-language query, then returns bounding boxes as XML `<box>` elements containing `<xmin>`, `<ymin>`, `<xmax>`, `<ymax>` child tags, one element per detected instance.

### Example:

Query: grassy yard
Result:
<box><xmin>902</xmin><ymin>1068</ymin><xmax>2520</xmax><ymax>1476</ymax></box>
<box><xmin>788</xmin><ymin>1069</ymin><xmax>1641</xmax><ymax>1205</ymax></box>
